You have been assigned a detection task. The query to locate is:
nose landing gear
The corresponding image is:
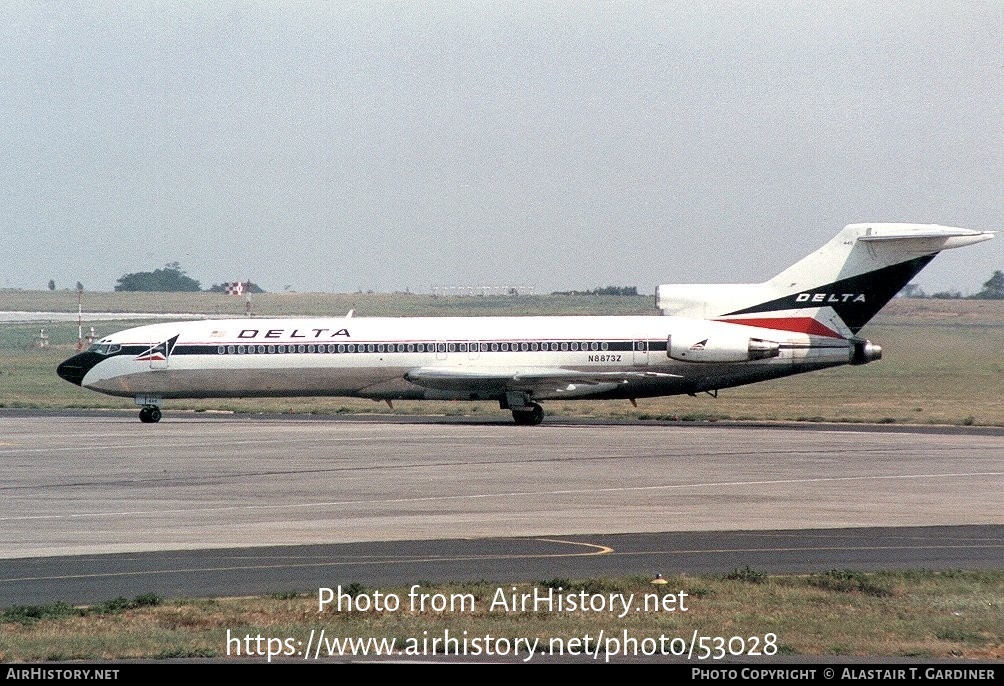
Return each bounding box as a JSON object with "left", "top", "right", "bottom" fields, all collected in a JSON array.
[{"left": 135, "top": 396, "right": 163, "bottom": 423}]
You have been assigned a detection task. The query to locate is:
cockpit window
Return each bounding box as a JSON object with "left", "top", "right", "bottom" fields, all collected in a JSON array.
[{"left": 88, "top": 343, "right": 121, "bottom": 355}]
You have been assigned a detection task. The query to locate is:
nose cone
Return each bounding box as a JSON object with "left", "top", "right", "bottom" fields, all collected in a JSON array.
[{"left": 56, "top": 351, "right": 103, "bottom": 386}]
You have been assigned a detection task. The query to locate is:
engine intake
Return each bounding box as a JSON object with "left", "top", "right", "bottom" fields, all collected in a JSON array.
[{"left": 668, "top": 335, "right": 780, "bottom": 363}]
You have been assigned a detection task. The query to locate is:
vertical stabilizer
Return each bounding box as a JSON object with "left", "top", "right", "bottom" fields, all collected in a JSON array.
[{"left": 657, "top": 223, "right": 994, "bottom": 336}]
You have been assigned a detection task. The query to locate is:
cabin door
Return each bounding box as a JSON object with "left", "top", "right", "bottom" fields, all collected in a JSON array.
[{"left": 632, "top": 339, "right": 649, "bottom": 366}]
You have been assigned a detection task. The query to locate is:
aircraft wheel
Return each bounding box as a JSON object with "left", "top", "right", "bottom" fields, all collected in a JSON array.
[
  {"left": 139, "top": 406, "right": 162, "bottom": 423},
  {"left": 512, "top": 403, "right": 544, "bottom": 426},
  {"left": 528, "top": 403, "right": 544, "bottom": 426}
]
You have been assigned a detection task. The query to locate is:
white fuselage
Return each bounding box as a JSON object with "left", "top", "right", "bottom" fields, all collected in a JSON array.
[{"left": 70, "top": 315, "right": 855, "bottom": 402}]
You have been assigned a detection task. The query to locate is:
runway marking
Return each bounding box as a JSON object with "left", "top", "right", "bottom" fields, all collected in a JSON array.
[
  {"left": 2, "top": 471, "right": 1000, "bottom": 522},
  {"left": 600, "top": 543, "right": 1004, "bottom": 557},
  {"left": 0, "top": 541, "right": 614, "bottom": 582},
  {"left": 3, "top": 543, "right": 998, "bottom": 584},
  {"left": 535, "top": 539, "right": 614, "bottom": 555}
]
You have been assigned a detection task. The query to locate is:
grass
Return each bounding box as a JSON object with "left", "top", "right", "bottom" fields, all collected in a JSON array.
[
  {"left": 1, "top": 594, "right": 162, "bottom": 625},
  {"left": 0, "top": 571, "right": 1000, "bottom": 661},
  {"left": 0, "top": 289, "right": 656, "bottom": 317}
]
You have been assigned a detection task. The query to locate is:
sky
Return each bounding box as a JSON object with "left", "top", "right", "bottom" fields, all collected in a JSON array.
[{"left": 3, "top": 2, "right": 1001, "bottom": 296}]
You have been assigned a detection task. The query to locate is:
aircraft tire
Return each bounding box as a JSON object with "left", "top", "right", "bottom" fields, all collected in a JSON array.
[
  {"left": 528, "top": 403, "right": 544, "bottom": 425},
  {"left": 512, "top": 403, "right": 544, "bottom": 426},
  {"left": 139, "top": 406, "right": 162, "bottom": 423}
]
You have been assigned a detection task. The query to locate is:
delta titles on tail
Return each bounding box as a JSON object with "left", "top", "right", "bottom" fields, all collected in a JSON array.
[{"left": 57, "top": 223, "right": 994, "bottom": 424}]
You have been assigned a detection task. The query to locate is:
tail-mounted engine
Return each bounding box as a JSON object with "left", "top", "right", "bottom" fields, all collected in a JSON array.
[
  {"left": 850, "top": 339, "right": 882, "bottom": 365},
  {"left": 668, "top": 334, "right": 780, "bottom": 363}
]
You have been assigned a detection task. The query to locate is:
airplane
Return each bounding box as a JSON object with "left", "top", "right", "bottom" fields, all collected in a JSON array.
[{"left": 57, "top": 223, "right": 993, "bottom": 424}]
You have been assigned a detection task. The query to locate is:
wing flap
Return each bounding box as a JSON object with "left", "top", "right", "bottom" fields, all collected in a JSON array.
[{"left": 405, "top": 366, "right": 680, "bottom": 395}]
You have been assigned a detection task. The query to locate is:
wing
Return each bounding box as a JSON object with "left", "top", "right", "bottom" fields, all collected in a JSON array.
[{"left": 404, "top": 366, "right": 681, "bottom": 398}]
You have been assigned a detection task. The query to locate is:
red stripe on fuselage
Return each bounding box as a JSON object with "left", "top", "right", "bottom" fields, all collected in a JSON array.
[{"left": 714, "top": 317, "right": 844, "bottom": 339}]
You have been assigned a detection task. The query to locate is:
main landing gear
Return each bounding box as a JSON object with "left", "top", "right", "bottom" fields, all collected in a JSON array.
[
  {"left": 138, "top": 405, "right": 162, "bottom": 423},
  {"left": 503, "top": 392, "right": 544, "bottom": 426},
  {"left": 512, "top": 403, "right": 544, "bottom": 426}
]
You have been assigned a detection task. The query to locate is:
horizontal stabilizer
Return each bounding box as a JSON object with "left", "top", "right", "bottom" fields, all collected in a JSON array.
[{"left": 856, "top": 227, "right": 993, "bottom": 242}]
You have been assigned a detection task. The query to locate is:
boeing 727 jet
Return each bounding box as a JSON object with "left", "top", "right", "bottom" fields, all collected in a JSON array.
[{"left": 57, "top": 223, "right": 993, "bottom": 424}]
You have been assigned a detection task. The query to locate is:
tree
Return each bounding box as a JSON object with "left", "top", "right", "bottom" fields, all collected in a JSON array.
[
  {"left": 930, "top": 290, "right": 962, "bottom": 300},
  {"left": 47, "top": 279, "right": 56, "bottom": 291},
  {"left": 972, "top": 270, "right": 1004, "bottom": 300},
  {"left": 551, "top": 286, "right": 639, "bottom": 296},
  {"left": 114, "top": 263, "right": 201, "bottom": 292}
]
